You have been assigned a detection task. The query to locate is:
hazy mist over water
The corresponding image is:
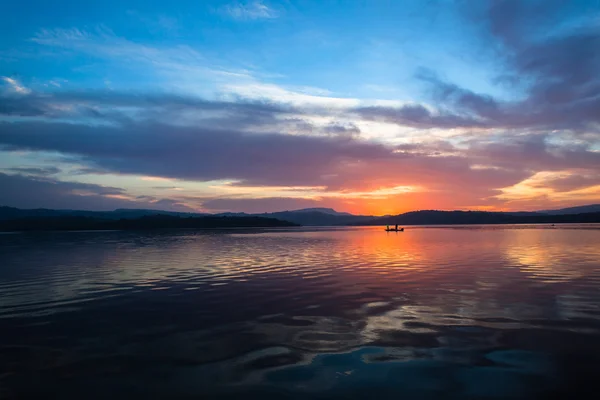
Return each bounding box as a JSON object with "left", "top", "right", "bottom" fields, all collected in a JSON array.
[{"left": 1, "top": 225, "right": 600, "bottom": 399}]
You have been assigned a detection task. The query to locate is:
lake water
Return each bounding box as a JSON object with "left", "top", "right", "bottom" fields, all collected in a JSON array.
[{"left": 1, "top": 225, "right": 600, "bottom": 399}]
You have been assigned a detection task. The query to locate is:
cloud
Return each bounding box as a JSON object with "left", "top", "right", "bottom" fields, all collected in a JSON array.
[
  {"left": 31, "top": 26, "right": 206, "bottom": 72},
  {"left": 425, "top": 0, "right": 600, "bottom": 133},
  {"left": 29, "top": 26, "right": 254, "bottom": 89},
  {"left": 485, "top": 0, "right": 582, "bottom": 48},
  {"left": 0, "top": 118, "right": 536, "bottom": 205},
  {"left": 26, "top": 26, "right": 399, "bottom": 117},
  {"left": 219, "top": 82, "right": 364, "bottom": 108},
  {"left": 322, "top": 122, "right": 361, "bottom": 138},
  {"left": 467, "top": 133, "right": 600, "bottom": 172},
  {"left": 353, "top": 103, "right": 486, "bottom": 129},
  {"left": 151, "top": 186, "right": 183, "bottom": 190},
  {"left": 0, "top": 81, "right": 597, "bottom": 214},
  {"left": 352, "top": 2, "right": 600, "bottom": 134},
  {"left": 0, "top": 86, "right": 399, "bottom": 138},
  {"left": 0, "top": 90, "right": 297, "bottom": 132},
  {"left": 0, "top": 172, "right": 193, "bottom": 211},
  {"left": 1, "top": 76, "right": 31, "bottom": 95},
  {"left": 31, "top": 26, "right": 197, "bottom": 61},
  {"left": 5, "top": 166, "right": 61, "bottom": 176},
  {"left": 0, "top": 120, "right": 386, "bottom": 187},
  {"left": 0, "top": 94, "right": 50, "bottom": 116},
  {"left": 221, "top": 1, "right": 279, "bottom": 20},
  {"left": 530, "top": 172, "right": 600, "bottom": 193},
  {"left": 3, "top": 87, "right": 595, "bottom": 204},
  {"left": 0, "top": 106, "right": 596, "bottom": 212}
]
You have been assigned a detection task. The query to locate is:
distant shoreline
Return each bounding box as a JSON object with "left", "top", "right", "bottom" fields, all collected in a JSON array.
[
  {"left": 1, "top": 205, "right": 600, "bottom": 230},
  {"left": 0, "top": 215, "right": 297, "bottom": 232},
  {"left": 352, "top": 211, "right": 600, "bottom": 226},
  {"left": 2, "top": 221, "right": 600, "bottom": 234}
]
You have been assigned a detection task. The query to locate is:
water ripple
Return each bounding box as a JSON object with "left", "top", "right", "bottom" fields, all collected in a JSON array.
[{"left": 1, "top": 226, "right": 600, "bottom": 398}]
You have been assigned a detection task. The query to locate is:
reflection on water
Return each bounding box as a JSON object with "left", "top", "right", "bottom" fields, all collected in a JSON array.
[{"left": 1, "top": 225, "right": 600, "bottom": 399}]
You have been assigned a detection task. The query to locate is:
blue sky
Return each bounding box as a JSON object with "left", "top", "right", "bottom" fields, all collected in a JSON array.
[
  {"left": 1, "top": 0, "right": 599, "bottom": 214},
  {"left": 1, "top": 0, "right": 506, "bottom": 99}
]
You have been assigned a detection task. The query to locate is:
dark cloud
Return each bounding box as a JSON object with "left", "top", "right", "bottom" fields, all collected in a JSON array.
[
  {"left": 0, "top": 91, "right": 297, "bottom": 133},
  {"left": 0, "top": 90, "right": 357, "bottom": 144},
  {"left": 414, "top": 68, "right": 600, "bottom": 132},
  {"left": 393, "top": 141, "right": 458, "bottom": 156},
  {"left": 136, "top": 195, "right": 157, "bottom": 201},
  {"left": 353, "top": 103, "right": 486, "bottom": 129},
  {"left": 152, "top": 198, "right": 190, "bottom": 209},
  {"left": 486, "top": 0, "right": 567, "bottom": 48},
  {"left": 416, "top": 70, "right": 502, "bottom": 120},
  {"left": 71, "top": 166, "right": 114, "bottom": 175},
  {"left": 5, "top": 166, "right": 61, "bottom": 176},
  {"left": 151, "top": 186, "right": 180, "bottom": 190},
  {"left": 466, "top": 133, "right": 600, "bottom": 172},
  {"left": 486, "top": 0, "right": 592, "bottom": 49},
  {"left": 0, "top": 95, "right": 50, "bottom": 116},
  {"left": 460, "top": 0, "right": 600, "bottom": 131},
  {"left": 531, "top": 173, "right": 600, "bottom": 192},
  {"left": 0, "top": 172, "right": 192, "bottom": 211},
  {"left": 0, "top": 120, "right": 388, "bottom": 188},
  {"left": 0, "top": 120, "right": 535, "bottom": 195},
  {"left": 355, "top": 1, "right": 600, "bottom": 133},
  {"left": 322, "top": 122, "right": 361, "bottom": 137},
  {"left": 507, "top": 26, "right": 600, "bottom": 131}
]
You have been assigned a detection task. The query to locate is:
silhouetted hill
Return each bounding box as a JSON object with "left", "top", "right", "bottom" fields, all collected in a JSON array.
[
  {"left": 0, "top": 215, "right": 296, "bottom": 232},
  {"left": 215, "top": 212, "right": 250, "bottom": 217},
  {"left": 539, "top": 204, "right": 600, "bottom": 215},
  {"left": 214, "top": 209, "right": 367, "bottom": 225},
  {"left": 3, "top": 204, "right": 600, "bottom": 227},
  {"left": 110, "top": 208, "right": 209, "bottom": 218},
  {"left": 0, "top": 206, "right": 72, "bottom": 220},
  {"left": 0, "top": 206, "right": 207, "bottom": 221},
  {"left": 0, "top": 206, "right": 365, "bottom": 226},
  {"left": 356, "top": 210, "right": 600, "bottom": 225},
  {"left": 264, "top": 210, "right": 372, "bottom": 226},
  {"left": 503, "top": 211, "right": 543, "bottom": 216},
  {"left": 287, "top": 207, "right": 353, "bottom": 216}
]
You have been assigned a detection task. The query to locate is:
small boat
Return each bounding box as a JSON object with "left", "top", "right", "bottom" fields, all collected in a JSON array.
[{"left": 385, "top": 228, "right": 404, "bottom": 232}]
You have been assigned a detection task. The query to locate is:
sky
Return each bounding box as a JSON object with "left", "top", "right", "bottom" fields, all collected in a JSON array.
[{"left": 0, "top": 0, "right": 599, "bottom": 215}]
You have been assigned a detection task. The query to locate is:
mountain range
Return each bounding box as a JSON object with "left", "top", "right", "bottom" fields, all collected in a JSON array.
[
  {"left": 1, "top": 204, "right": 599, "bottom": 227},
  {"left": 538, "top": 204, "right": 600, "bottom": 215},
  {"left": 0, "top": 214, "right": 295, "bottom": 232}
]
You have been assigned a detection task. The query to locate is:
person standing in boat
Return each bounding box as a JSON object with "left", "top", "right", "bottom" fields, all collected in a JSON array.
[
  {"left": 386, "top": 224, "right": 390, "bottom": 230},
  {"left": 395, "top": 224, "right": 398, "bottom": 230}
]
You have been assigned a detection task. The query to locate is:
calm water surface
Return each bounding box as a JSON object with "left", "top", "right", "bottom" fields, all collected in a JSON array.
[{"left": 1, "top": 225, "right": 600, "bottom": 399}]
